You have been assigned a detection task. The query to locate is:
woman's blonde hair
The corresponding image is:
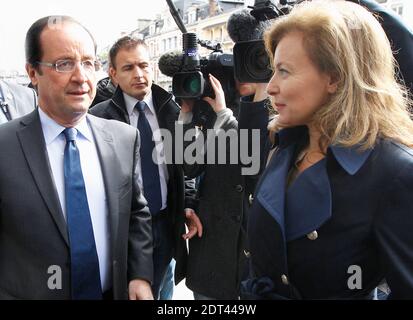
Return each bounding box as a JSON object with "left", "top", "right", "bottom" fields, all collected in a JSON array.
[{"left": 265, "top": 1, "right": 413, "bottom": 149}]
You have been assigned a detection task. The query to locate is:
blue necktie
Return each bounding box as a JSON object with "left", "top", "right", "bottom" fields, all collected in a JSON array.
[
  {"left": 136, "top": 101, "right": 162, "bottom": 215},
  {"left": 63, "top": 128, "right": 102, "bottom": 300}
]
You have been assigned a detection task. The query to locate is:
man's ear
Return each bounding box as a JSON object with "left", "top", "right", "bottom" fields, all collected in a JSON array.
[
  {"left": 26, "top": 63, "right": 39, "bottom": 87},
  {"left": 109, "top": 66, "right": 117, "bottom": 82}
]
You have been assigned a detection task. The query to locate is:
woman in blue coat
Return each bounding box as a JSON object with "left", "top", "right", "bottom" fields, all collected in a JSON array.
[{"left": 242, "top": 1, "right": 413, "bottom": 299}]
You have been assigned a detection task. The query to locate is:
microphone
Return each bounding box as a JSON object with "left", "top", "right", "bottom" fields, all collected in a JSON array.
[
  {"left": 158, "top": 50, "right": 184, "bottom": 77},
  {"left": 227, "top": 8, "right": 271, "bottom": 43},
  {"left": 228, "top": 9, "right": 272, "bottom": 83}
]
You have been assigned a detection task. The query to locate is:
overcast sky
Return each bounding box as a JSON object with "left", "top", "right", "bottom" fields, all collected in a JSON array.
[
  {"left": 0, "top": 0, "right": 411, "bottom": 73},
  {"left": 0, "top": 0, "right": 170, "bottom": 73}
]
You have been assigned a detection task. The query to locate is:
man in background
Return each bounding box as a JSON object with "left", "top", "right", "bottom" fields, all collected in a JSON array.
[
  {"left": 90, "top": 36, "right": 202, "bottom": 299},
  {"left": 0, "top": 79, "right": 37, "bottom": 124}
]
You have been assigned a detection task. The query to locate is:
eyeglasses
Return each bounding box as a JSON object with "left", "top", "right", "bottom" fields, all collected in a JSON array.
[{"left": 36, "top": 59, "right": 101, "bottom": 73}]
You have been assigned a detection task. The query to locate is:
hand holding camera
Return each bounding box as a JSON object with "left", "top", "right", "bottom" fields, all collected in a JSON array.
[{"left": 203, "top": 74, "right": 226, "bottom": 114}]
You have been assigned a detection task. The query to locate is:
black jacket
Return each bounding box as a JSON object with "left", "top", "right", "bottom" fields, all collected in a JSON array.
[
  {"left": 90, "top": 84, "right": 197, "bottom": 284},
  {"left": 90, "top": 77, "right": 117, "bottom": 108},
  {"left": 183, "top": 97, "right": 269, "bottom": 299}
]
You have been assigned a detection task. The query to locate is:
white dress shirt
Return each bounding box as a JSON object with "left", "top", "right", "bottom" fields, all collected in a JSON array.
[
  {"left": 123, "top": 91, "right": 169, "bottom": 211},
  {"left": 38, "top": 107, "right": 111, "bottom": 292}
]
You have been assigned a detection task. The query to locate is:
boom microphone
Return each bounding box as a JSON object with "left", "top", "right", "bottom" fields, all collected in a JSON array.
[
  {"left": 227, "top": 9, "right": 271, "bottom": 43},
  {"left": 228, "top": 9, "right": 273, "bottom": 83},
  {"left": 158, "top": 50, "right": 184, "bottom": 77}
]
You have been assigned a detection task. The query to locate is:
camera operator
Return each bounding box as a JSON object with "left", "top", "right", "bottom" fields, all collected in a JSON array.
[
  {"left": 173, "top": 2, "right": 280, "bottom": 298},
  {"left": 179, "top": 73, "right": 269, "bottom": 300},
  {"left": 160, "top": 0, "right": 282, "bottom": 299}
]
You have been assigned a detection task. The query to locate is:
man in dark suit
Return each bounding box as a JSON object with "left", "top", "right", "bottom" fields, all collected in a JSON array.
[
  {"left": 0, "top": 79, "right": 37, "bottom": 124},
  {"left": 90, "top": 36, "right": 202, "bottom": 299},
  {"left": 0, "top": 16, "right": 153, "bottom": 299}
]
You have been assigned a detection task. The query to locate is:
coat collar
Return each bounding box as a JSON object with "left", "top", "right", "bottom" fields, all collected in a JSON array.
[
  {"left": 111, "top": 83, "right": 174, "bottom": 118},
  {"left": 256, "top": 126, "right": 373, "bottom": 241},
  {"left": 276, "top": 126, "right": 373, "bottom": 176}
]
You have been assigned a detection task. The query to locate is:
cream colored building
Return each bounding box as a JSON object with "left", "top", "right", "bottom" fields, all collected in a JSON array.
[{"left": 133, "top": 1, "right": 245, "bottom": 90}]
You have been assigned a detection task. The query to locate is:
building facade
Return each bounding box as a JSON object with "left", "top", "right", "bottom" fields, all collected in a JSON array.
[
  {"left": 131, "top": 0, "right": 245, "bottom": 90},
  {"left": 93, "top": 0, "right": 411, "bottom": 91}
]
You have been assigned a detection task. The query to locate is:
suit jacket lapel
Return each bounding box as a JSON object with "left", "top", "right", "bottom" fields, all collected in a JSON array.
[
  {"left": 17, "top": 110, "right": 69, "bottom": 246},
  {"left": 87, "top": 115, "right": 120, "bottom": 253}
]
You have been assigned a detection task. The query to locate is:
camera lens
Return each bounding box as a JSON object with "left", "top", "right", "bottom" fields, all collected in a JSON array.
[
  {"left": 244, "top": 44, "right": 272, "bottom": 81},
  {"left": 183, "top": 74, "right": 201, "bottom": 95},
  {"left": 233, "top": 40, "right": 272, "bottom": 83}
]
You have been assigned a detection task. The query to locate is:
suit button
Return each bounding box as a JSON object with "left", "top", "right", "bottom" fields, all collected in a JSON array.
[
  {"left": 248, "top": 194, "right": 254, "bottom": 205},
  {"left": 244, "top": 250, "right": 251, "bottom": 258},
  {"left": 235, "top": 184, "right": 243, "bottom": 193},
  {"left": 281, "top": 274, "right": 289, "bottom": 285},
  {"left": 307, "top": 230, "right": 318, "bottom": 240}
]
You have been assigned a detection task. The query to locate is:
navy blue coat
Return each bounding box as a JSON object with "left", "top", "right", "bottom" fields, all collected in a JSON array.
[{"left": 243, "top": 126, "right": 413, "bottom": 299}]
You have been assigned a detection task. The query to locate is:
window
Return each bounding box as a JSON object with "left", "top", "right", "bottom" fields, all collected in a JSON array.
[
  {"left": 391, "top": 4, "right": 403, "bottom": 16},
  {"left": 188, "top": 10, "right": 196, "bottom": 24}
]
